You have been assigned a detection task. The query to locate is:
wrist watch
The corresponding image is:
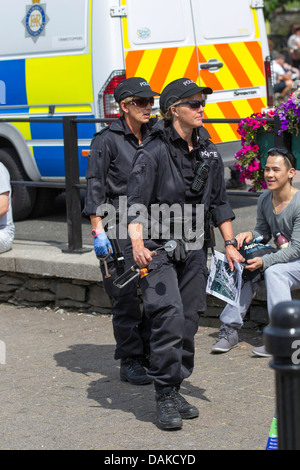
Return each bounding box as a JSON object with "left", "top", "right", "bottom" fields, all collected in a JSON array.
[
  {"left": 224, "top": 238, "right": 237, "bottom": 248},
  {"left": 91, "top": 228, "right": 103, "bottom": 237}
]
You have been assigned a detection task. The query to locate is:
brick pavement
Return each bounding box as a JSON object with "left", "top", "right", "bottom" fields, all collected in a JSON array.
[
  {"left": 2, "top": 171, "right": 298, "bottom": 451},
  {"left": 0, "top": 303, "right": 275, "bottom": 451}
]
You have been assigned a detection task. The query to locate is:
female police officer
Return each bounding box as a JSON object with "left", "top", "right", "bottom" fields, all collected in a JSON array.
[
  {"left": 126, "top": 78, "right": 243, "bottom": 429},
  {"left": 83, "top": 77, "right": 159, "bottom": 385}
]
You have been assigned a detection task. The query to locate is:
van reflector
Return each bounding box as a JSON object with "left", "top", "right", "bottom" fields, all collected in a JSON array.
[
  {"left": 99, "top": 70, "right": 126, "bottom": 119},
  {"left": 81, "top": 150, "right": 90, "bottom": 157}
]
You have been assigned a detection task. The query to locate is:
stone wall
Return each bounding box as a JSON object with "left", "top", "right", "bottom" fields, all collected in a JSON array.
[
  {"left": 200, "top": 290, "right": 269, "bottom": 329},
  {"left": 270, "top": 9, "right": 300, "bottom": 39},
  {"left": 202, "top": 286, "right": 300, "bottom": 329},
  {"left": 1, "top": 266, "right": 299, "bottom": 330},
  {"left": 269, "top": 8, "right": 300, "bottom": 58},
  {"left": 0, "top": 269, "right": 277, "bottom": 330},
  {"left": 0, "top": 271, "right": 113, "bottom": 314}
]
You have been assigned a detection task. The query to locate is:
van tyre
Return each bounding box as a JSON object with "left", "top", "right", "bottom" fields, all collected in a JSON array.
[
  {"left": 0, "top": 148, "right": 36, "bottom": 221},
  {"left": 30, "top": 187, "right": 59, "bottom": 218}
]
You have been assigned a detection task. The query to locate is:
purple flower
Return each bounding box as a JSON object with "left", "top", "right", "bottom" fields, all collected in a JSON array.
[
  {"left": 281, "top": 120, "right": 290, "bottom": 131},
  {"left": 234, "top": 96, "right": 300, "bottom": 191},
  {"left": 261, "top": 180, "right": 267, "bottom": 189}
]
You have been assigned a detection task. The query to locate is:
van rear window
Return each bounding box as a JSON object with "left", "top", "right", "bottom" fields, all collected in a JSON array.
[
  {"left": 127, "top": 0, "right": 186, "bottom": 45},
  {"left": 196, "top": 0, "right": 254, "bottom": 40}
]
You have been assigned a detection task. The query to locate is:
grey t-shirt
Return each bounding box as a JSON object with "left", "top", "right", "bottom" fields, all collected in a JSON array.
[
  {"left": 252, "top": 189, "right": 300, "bottom": 270},
  {"left": 0, "top": 162, "right": 14, "bottom": 232}
]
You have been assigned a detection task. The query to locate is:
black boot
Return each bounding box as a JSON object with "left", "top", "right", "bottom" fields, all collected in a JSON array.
[
  {"left": 171, "top": 388, "right": 199, "bottom": 419},
  {"left": 155, "top": 392, "right": 183, "bottom": 430},
  {"left": 120, "top": 357, "right": 152, "bottom": 385}
]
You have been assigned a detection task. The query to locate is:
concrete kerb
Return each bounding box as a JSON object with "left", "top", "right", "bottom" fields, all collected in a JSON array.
[
  {"left": 3, "top": 238, "right": 300, "bottom": 328},
  {"left": 0, "top": 241, "right": 114, "bottom": 312},
  {"left": 0, "top": 240, "right": 101, "bottom": 282},
  {"left": 0, "top": 239, "right": 272, "bottom": 329}
]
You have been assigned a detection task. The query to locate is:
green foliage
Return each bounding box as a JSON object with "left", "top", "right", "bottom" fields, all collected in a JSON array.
[{"left": 263, "top": 0, "right": 300, "bottom": 21}]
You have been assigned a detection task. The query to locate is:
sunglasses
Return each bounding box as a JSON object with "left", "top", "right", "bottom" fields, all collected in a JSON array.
[
  {"left": 267, "top": 147, "right": 290, "bottom": 156},
  {"left": 128, "top": 97, "right": 154, "bottom": 107},
  {"left": 267, "top": 147, "right": 296, "bottom": 168},
  {"left": 175, "top": 100, "right": 205, "bottom": 109}
]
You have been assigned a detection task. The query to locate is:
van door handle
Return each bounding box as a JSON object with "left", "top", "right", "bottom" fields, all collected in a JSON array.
[{"left": 199, "top": 59, "right": 223, "bottom": 72}]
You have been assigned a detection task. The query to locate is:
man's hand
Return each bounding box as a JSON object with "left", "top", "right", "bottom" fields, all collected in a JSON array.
[
  {"left": 225, "top": 245, "right": 245, "bottom": 272},
  {"left": 0, "top": 192, "right": 9, "bottom": 218},
  {"left": 235, "top": 231, "right": 253, "bottom": 249},
  {"left": 243, "top": 257, "right": 263, "bottom": 272}
]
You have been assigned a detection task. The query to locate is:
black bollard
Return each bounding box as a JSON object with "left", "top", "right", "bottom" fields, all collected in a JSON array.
[{"left": 264, "top": 300, "right": 300, "bottom": 450}]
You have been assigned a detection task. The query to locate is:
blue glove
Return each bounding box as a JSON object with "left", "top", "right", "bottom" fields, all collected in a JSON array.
[{"left": 94, "top": 232, "right": 113, "bottom": 258}]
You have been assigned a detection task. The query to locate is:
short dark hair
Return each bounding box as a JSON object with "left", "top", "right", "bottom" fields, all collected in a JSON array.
[{"left": 267, "top": 147, "right": 296, "bottom": 169}]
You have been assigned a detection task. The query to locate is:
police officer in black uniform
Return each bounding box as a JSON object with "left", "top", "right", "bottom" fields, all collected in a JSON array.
[
  {"left": 83, "top": 77, "right": 160, "bottom": 385},
  {"left": 126, "top": 78, "right": 243, "bottom": 429}
]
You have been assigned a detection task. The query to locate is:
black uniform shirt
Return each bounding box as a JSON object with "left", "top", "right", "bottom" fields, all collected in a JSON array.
[
  {"left": 168, "top": 126, "right": 206, "bottom": 207},
  {"left": 83, "top": 117, "right": 156, "bottom": 216},
  {"left": 127, "top": 119, "right": 234, "bottom": 231}
]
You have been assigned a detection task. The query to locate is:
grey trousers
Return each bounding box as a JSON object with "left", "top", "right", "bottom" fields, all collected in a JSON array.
[
  {"left": 220, "top": 258, "right": 300, "bottom": 329},
  {"left": 0, "top": 227, "right": 14, "bottom": 253}
]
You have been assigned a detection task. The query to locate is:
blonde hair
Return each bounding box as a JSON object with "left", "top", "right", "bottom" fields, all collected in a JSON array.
[
  {"left": 159, "top": 98, "right": 183, "bottom": 121},
  {"left": 118, "top": 96, "right": 134, "bottom": 116}
]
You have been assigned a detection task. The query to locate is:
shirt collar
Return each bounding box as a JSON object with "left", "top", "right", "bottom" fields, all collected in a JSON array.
[
  {"left": 169, "top": 125, "right": 200, "bottom": 148},
  {"left": 120, "top": 116, "right": 150, "bottom": 139}
]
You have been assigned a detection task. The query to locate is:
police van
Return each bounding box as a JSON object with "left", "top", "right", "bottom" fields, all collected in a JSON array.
[{"left": 0, "top": 0, "right": 270, "bottom": 219}]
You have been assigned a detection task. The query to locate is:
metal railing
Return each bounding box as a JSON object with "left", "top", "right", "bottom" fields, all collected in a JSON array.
[
  {"left": 0, "top": 115, "right": 113, "bottom": 253},
  {"left": 0, "top": 114, "right": 286, "bottom": 253}
]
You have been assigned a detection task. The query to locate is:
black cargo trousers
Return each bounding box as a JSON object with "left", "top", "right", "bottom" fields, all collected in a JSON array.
[
  {"left": 139, "top": 241, "right": 208, "bottom": 394},
  {"left": 100, "top": 229, "right": 151, "bottom": 361}
]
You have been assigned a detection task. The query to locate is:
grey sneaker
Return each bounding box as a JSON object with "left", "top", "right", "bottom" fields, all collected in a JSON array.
[
  {"left": 252, "top": 345, "right": 271, "bottom": 358},
  {"left": 211, "top": 324, "right": 238, "bottom": 353}
]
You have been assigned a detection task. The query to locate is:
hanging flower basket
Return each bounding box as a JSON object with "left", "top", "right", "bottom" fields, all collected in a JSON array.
[
  {"left": 234, "top": 89, "right": 300, "bottom": 191},
  {"left": 234, "top": 111, "right": 274, "bottom": 192},
  {"left": 291, "top": 133, "right": 300, "bottom": 166}
]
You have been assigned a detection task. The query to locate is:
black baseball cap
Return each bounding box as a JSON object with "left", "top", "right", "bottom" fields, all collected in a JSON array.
[
  {"left": 160, "top": 78, "right": 213, "bottom": 113},
  {"left": 114, "top": 77, "right": 160, "bottom": 102}
]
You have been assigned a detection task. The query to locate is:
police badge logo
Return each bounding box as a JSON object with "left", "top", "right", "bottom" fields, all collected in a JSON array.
[{"left": 22, "top": 0, "right": 49, "bottom": 43}]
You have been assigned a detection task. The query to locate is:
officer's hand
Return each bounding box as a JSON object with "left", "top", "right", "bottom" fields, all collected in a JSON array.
[
  {"left": 133, "top": 246, "right": 154, "bottom": 268},
  {"left": 168, "top": 239, "right": 187, "bottom": 262},
  {"left": 94, "top": 232, "right": 113, "bottom": 258},
  {"left": 225, "top": 245, "right": 244, "bottom": 272}
]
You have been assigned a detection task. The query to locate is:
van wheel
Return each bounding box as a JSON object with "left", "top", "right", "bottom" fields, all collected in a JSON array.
[
  {"left": 30, "top": 187, "right": 60, "bottom": 218},
  {"left": 0, "top": 148, "right": 36, "bottom": 221}
]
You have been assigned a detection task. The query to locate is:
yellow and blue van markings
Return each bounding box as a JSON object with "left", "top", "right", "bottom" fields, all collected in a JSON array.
[{"left": 0, "top": 55, "right": 95, "bottom": 177}]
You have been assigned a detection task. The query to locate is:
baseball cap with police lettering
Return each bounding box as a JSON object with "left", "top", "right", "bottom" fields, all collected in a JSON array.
[
  {"left": 114, "top": 77, "right": 160, "bottom": 102},
  {"left": 159, "top": 78, "right": 213, "bottom": 113}
]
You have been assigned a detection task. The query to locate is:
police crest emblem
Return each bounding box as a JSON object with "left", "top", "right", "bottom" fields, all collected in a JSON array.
[{"left": 22, "top": 0, "right": 49, "bottom": 43}]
